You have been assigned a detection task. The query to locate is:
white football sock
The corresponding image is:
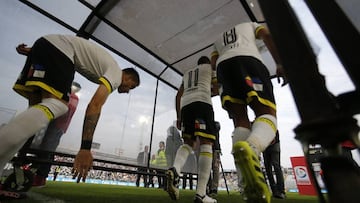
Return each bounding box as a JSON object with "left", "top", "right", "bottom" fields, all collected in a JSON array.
[
  {"left": 196, "top": 144, "right": 213, "bottom": 197},
  {"left": 247, "top": 114, "right": 277, "bottom": 155},
  {"left": 231, "top": 127, "right": 250, "bottom": 186},
  {"left": 232, "top": 126, "right": 251, "bottom": 145},
  {"left": 173, "top": 144, "right": 192, "bottom": 173}
]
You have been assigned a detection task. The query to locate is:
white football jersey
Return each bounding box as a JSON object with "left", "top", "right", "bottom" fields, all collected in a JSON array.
[
  {"left": 180, "top": 64, "right": 213, "bottom": 108},
  {"left": 44, "top": 34, "right": 122, "bottom": 93},
  {"left": 213, "top": 22, "right": 265, "bottom": 66}
]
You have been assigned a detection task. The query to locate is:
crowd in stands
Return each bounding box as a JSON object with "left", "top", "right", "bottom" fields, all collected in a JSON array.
[{"left": 47, "top": 155, "right": 241, "bottom": 190}]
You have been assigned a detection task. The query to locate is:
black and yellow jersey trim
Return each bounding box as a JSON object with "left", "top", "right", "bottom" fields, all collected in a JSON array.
[
  {"left": 211, "top": 51, "right": 219, "bottom": 58},
  {"left": 13, "top": 82, "right": 63, "bottom": 100},
  {"left": 255, "top": 25, "right": 265, "bottom": 38},
  {"left": 99, "top": 77, "right": 112, "bottom": 93},
  {"left": 221, "top": 92, "right": 276, "bottom": 111}
]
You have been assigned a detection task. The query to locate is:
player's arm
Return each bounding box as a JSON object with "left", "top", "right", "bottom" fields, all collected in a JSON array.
[
  {"left": 211, "top": 69, "right": 219, "bottom": 97},
  {"left": 256, "top": 26, "right": 288, "bottom": 86},
  {"left": 256, "top": 26, "right": 281, "bottom": 65},
  {"left": 73, "top": 84, "right": 109, "bottom": 183},
  {"left": 210, "top": 51, "right": 220, "bottom": 96},
  {"left": 211, "top": 81, "right": 219, "bottom": 97},
  {"left": 175, "top": 84, "right": 184, "bottom": 129},
  {"left": 82, "top": 84, "right": 109, "bottom": 145},
  {"left": 16, "top": 43, "right": 31, "bottom": 56},
  {"left": 210, "top": 51, "right": 219, "bottom": 72}
]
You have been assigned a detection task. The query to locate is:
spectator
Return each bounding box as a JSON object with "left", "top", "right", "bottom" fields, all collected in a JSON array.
[
  {"left": 153, "top": 141, "right": 167, "bottom": 189},
  {"left": 263, "top": 131, "right": 285, "bottom": 199},
  {"left": 52, "top": 166, "right": 61, "bottom": 181},
  {"left": 181, "top": 151, "right": 198, "bottom": 190},
  {"left": 207, "top": 121, "right": 221, "bottom": 196},
  {"left": 136, "top": 145, "right": 149, "bottom": 187},
  {"left": 148, "top": 154, "right": 156, "bottom": 188},
  {"left": 165, "top": 124, "right": 182, "bottom": 167}
]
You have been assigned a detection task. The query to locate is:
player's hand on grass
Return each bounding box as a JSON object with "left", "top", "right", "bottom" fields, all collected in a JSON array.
[{"left": 73, "top": 149, "right": 93, "bottom": 183}]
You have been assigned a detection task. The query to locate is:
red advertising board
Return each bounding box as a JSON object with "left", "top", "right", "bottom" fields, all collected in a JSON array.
[{"left": 290, "top": 156, "right": 317, "bottom": 196}]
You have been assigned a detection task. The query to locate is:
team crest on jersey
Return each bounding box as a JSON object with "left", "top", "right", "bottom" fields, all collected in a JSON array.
[
  {"left": 194, "top": 119, "right": 206, "bottom": 130},
  {"left": 245, "top": 76, "right": 263, "bottom": 91}
]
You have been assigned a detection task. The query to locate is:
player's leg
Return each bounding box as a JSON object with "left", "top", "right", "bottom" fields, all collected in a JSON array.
[
  {"left": 263, "top": 147, "right": 277, "bottom": 195},
  {"left": 0, "top": 98, "right": 68, "bottom": 176},
  {"left": 3, "top": 36, "right": 73, "bottom": 171},
  {"left": 166, "top": 137, "right": 193, "bottom": 200},
  {"left": 194, "top": 137, "right": 217, "bottom": 203},
  {"left": 237, "top": 57, "right": 277, "bottom": 202},
  {"left": 246, "top": 55, "right": 278, "bottom": 155},
  {"left": 248, "top": 101, "right": 277, "bottom": 154},
  {"left": 225, "top": 102, "right": 251, "bottom": 192},
  {"left": 227, "top": 102, "right": 271, "bottom": 203},
  {"left": 193, "top": 104, "right": 217, "bottom": 203},
  {"left": 208, "top": 151, "right": 220, "bottom": 196},
  {"left": 217, "top": 56, "right": 270, "bottom": 202},
  {"left": 271, "top": 143, "right": 285, "bottom": 198},
  {"left": 135, "top": 172, "right": 141, "bottom": 187},
  {"left": 166, "top": 103, "right": 197, "bottom": 200}
]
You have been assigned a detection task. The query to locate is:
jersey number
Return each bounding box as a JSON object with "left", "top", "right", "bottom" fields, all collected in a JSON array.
[
  {"left": 223, "top": 27, "right": 237, "bottom": 45},
  {"left": 186, "top": 68, "right": 199, "bottom": 88}
]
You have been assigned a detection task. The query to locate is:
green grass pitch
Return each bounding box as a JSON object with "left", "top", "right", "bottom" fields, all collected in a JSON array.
[{"left": 3, "top": 181, "right": 320, "bottom": 203}]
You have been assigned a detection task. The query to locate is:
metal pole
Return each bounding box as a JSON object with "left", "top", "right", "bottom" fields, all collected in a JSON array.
[{"left": 219, "top": 157, "right": 229, "bottom": 195}]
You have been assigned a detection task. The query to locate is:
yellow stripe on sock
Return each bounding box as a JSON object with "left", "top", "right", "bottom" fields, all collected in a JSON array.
[
  {"left": 195, "top": 131, "right": 216, "bottom": 140},
  {"left": 255, "top": 117, "right": 276, "bottom": 133},
  {"left": 33, "top": 104, "right": 54, "bottom": 121},
  {"left": 181, "top": 144, "right": 192, "bottom": 154},
  {"left": 200, "top": 152, "right": 213, "bottom": 158}
]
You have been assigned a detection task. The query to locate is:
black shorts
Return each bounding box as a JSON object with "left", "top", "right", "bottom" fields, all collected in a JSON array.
[
  {"left": 181, "top": 102, "right": 216, "bottom": 141},
  {"left": 13, "top": 37, "right": 74, "bottom": 101},
  {"left": 217, "top": 56, "right": 276, "bottom": 110}
]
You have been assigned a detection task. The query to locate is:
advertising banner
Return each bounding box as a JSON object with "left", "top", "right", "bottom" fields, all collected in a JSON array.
[{"left": 290, "top": 156, "right": 317, "bottom": 195}]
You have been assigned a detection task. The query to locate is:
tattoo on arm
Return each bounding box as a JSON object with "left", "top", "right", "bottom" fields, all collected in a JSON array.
[{"left": 82, "top": 113, "right": 100, "bottom": 141}]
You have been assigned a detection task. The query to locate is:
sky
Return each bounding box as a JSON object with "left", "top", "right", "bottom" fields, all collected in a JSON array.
[{"left": 0, "top": 0, "right": 359, "bottom": 170}]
